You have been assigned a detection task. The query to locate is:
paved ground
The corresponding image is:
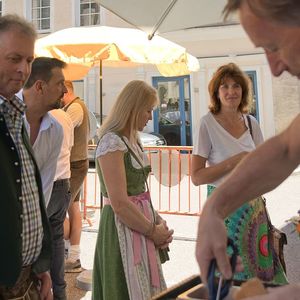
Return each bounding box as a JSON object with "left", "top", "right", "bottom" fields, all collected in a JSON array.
[{"left": 66, "top": 170, "right": 300, "bottom": 299}]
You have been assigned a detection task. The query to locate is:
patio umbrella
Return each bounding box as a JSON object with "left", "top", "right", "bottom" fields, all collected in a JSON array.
[
  {"left": 35, "top": 25, "right": 199, "bottom": 123},
  {"left": 99, "top": 0, "right": 236, "bottom": 40}
]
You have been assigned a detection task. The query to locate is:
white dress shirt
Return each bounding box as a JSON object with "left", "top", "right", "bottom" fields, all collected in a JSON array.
[
  {"left": 16, "top": 91, "right": 63, "bottom": 207},
  {"left": 50, "top": 109, "right": 74, "bottom": 181},
  {"left": 25, "top": 113, "right": 63, "bottom": 206}
]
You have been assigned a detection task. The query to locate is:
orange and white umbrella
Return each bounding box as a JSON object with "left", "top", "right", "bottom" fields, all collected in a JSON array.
[
  {"left": 35, "top": 25, "right": 199, "bottom": 123},
  {"left": 35, "top": 25, "right": 199, "bottom": 79}
]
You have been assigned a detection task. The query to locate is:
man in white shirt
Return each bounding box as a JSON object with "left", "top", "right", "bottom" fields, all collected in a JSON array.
[
  {"left": 21, "top": 57, "right": 68, "bottom": 299},
  {"left": 48, "top": 109, "right": 74, "bottom": 300},
  {"left": 20, "top": 57, "right": 67, "bottom": 207}
]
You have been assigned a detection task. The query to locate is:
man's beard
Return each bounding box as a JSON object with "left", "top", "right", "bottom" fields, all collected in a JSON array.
[{"left": 52, "top": 99, "right": 62, "bottom": 110}]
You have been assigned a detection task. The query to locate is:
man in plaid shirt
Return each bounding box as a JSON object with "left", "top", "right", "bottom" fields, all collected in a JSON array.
[{"left": 0, "top": 14, "right": 52, "bottom": 300}]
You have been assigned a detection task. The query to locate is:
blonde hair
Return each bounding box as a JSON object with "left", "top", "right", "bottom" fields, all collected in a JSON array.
[
  {"left": 98, "top": 80, "right": 158, "bottom": 143},
  {"left": 208, "top": 63, "right": 252, "bottom": 114}
]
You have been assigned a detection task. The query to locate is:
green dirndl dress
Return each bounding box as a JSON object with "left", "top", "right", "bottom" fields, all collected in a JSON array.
[
  {"left": 207, "top": 185, "right": 288, "bottom": 285},
  {"left": 92, "top": 140, "right": 166, "bottom": 300}
]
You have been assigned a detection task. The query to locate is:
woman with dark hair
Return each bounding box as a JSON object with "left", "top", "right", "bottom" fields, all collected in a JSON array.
[{"left": 191, "top": 63, "right": 287, "bottom": 284}]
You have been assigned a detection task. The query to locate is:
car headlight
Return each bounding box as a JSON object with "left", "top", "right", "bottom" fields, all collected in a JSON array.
[{"left": 156, "top": 139, "right": 166, "bottom": 146}]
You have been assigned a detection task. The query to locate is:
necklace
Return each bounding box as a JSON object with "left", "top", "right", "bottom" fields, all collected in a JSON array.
[{"left": 215, "top": 113, "right": 243, "bottom": 124}]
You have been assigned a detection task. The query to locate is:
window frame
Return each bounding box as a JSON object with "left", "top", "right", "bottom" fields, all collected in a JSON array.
[
  {"left": 26, "top": 0, "right": 52, "bottom": 33},
  {"left": 75, "top": 0, "right": 101, "bottom": 27}
]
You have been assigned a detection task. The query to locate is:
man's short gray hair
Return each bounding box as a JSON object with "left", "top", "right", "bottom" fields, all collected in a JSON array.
[{"left": 0, "top": 14, "right": 37, "bottom": 39}]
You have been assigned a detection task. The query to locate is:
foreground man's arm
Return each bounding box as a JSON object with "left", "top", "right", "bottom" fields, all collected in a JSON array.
[{"left": 196, "top": 114, "right": 300, "bottom": 282}]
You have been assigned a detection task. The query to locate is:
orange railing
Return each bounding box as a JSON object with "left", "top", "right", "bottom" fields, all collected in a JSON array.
[{"left": 81, "top": 145, "right": 202, "bottom": 224}]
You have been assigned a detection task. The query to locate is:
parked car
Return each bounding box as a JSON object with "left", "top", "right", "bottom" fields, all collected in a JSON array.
[
  {"left": 159, "top": 111, "right": 191, "bottom": 146},
  {"left": 88, "top": 131, "right": 166, "bottom": 164},
  {"left": 139, "top": 132, "right": 167, "bottom": 147}
]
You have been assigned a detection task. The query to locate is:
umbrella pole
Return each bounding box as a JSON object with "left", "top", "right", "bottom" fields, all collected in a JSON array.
[
  {"left": 99, "top": 60, "right": 103, "bottom": 210},
  {"left": 148, "top": 0, "right": 177, "bottom": 40},
  {"left": 100, "top": 59, "right": 103, "bottom": 125}
]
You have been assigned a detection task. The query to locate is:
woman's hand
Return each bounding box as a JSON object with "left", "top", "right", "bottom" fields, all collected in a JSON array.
[
  {"left": 234, "top": 151, "right": 249, "bottom": 163},
  {"left": 159, "top": 234, "right": 173, "bottom": 249},
  {"left": 150, "top": 223, "right": 174, "bottom": 247},
  {"left": 154, "top": 214, "right": 174, "bottom": 248},
  {"left": 156, "top": 218, "right": 173, "bottom": 248}
]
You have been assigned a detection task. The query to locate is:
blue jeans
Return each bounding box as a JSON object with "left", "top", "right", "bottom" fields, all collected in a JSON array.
[{"left": 47, "top": 179, "right": 71, "bottom": 300}]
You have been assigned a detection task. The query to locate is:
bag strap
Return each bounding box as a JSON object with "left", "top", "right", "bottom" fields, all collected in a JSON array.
[
  {"left": 246, "top": 117, "right": 273, "bottom": 227},
  {"left": 261, "top": 196, "right": 274, "bottom": 230},
  {"left": 119, "top": 135, "right": 157, "bottom": 221},
  {"left": 245, "top": 121, "right": 274, "bottom": 230},
  {"left": 118, "top": 135, "right": 150, "bottom": 191},
  {"left": 246, "top": 115, "right": 253, "bottom": 139},
  {"left": 262, "top": 196, "right": 287, "bottom": 242}
]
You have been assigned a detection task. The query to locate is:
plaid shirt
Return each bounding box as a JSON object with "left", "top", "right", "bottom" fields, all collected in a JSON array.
[{"left": 0, "top": 95, "right": 43, "bottom": 266}]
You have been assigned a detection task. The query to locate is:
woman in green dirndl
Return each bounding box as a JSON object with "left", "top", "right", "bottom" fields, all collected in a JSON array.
[
  {"left": 191, "top": 63, "right": 287, "bottom": 285},
  {"left": 92, "top": 80, "right": 174, "bottom": 300}
]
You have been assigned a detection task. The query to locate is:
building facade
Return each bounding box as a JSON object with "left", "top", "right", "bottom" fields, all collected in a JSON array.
[{"left": 1, "top": 0, "right": 299, "bottom": 144}]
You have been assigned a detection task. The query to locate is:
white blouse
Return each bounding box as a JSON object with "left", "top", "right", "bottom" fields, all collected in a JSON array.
[
  {"left": 193, "top": 112, "right": 264, "bottom": 186},
  {"left": 96, "top": 132, "right": 149, "bottom": 168}
]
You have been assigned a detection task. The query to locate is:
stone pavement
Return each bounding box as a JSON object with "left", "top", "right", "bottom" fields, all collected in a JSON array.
[
  {"left": 66, "top": 171, "right": 300, "bottom": 299},
  {"left": 66, "top": 214, "right": 199, "bottom": 300},
  {"left": 65, "top": 272, "right": 89, "bottom": 300}
]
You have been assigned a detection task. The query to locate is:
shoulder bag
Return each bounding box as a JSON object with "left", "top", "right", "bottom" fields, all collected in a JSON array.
[{"left": 246, "top": 115, "right": 287, "bottom": 272}]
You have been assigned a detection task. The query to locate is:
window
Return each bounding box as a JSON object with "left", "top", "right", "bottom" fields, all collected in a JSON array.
[
  {"left": 31, "top": 0, "right": 51, "bottom": 31},
  {"left": 80, "top": 0, "right": 100, "bottom": 26},
  {"left": 153, "top": 76, "right": 192, "bottom": 146},
  {"left": 0, "top": 0, "right": 2, "bottom": 16}
]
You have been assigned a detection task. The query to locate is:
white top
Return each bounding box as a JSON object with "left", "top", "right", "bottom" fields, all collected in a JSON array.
[
  {"left": 66, "top": 102, "right": 83, "bottom": 128},
  {"left": 24, "top": 112, "right": 63, "bottom": 206},
  {"left": 17, "top": 91, "right": 64, "bottom": 206},
  {"left": 193, "top": 112, "right": 264, "bottom": 186},
  {"left": 50, "top": 109, "right": 74, "bottom": 181},
  {"left": 96, "top": 132, "right": 148, "bottom": 168}
]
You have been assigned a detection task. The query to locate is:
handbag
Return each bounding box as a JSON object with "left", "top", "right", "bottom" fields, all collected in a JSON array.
[
  {"left": 246, "top": 116, "right": 287, "bottom": 272},
  {"left": 262, "top": 197, "right": 287, "bottom": 273}
]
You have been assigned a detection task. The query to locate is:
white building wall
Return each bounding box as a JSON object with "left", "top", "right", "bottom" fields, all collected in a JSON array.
[
  {"left": 4, "top": 0, "right": 25, "bottom": 15},
  {"left": 52, "top": 1, "right": 73, "bottom": 31},
  {"left": 272, "top": 74, "right": 300, "bottom": 133}
]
